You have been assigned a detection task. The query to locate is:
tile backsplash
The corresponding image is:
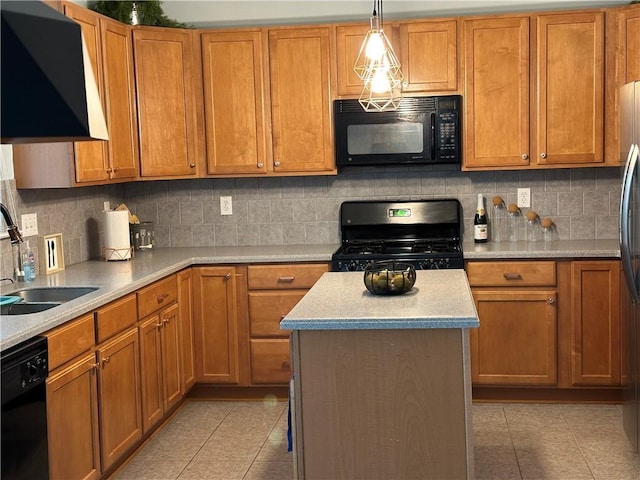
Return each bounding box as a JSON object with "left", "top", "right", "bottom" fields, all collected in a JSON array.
[{"left": 0, "top": 166, "right": 623, "bottom": 280}]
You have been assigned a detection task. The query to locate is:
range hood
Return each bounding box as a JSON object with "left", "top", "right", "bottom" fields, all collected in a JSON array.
[{"left": 1, "top": 1, "right": 108, "bottom": 144}]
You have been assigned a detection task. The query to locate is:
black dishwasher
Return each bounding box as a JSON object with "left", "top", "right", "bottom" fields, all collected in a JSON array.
[{"left": 1, "top": 336, "right": 49, "bottom": 479}]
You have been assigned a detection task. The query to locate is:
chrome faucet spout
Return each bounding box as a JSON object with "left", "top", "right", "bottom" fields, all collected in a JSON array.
[{"left": 0, "top": 203, "right": 24, "bottom": 244}]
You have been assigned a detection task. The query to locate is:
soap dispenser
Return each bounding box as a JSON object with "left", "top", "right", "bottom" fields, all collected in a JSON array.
[{"left": 22, "top": 240, "right": 36, "bottom": 282}]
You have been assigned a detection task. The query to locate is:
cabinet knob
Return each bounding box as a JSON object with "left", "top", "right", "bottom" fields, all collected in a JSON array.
[
  {"left": 274, "top": 161, "right": 281, "bottom": 167},
  {"left": 257, "top": 163, "right": 264, "bottom": 168},
  {"left": 547, "top": 297, "right": 555, "bottom": 304},
  {"left": 225, "top": 273, "right": 231, "bottom": 280},
  {"left": 189, "top": 163, "right": 196, "bottom": 168},
  {"left": 106, "top": 168, "right": 112, "bottom": 174},
  {"left": 540, "top": 152, "right": 547, "bottom": 159},
  {"left": 163, "top": 318, "right": 170, "bottom": 326},
  {"left": 102, "top": 356, "right": 110, "bottom": 367},
  {"left": 156, "top": 322, "right": 163, "bottom": 329},
  {"left": 91, "top": 362, "right": 99, "bottom": 371},
  {"left": 157, "top": 293, "right": 169, "bottom": 304},
  {"left": 521, "top": 154, "right": 528, "bottom": 160}
]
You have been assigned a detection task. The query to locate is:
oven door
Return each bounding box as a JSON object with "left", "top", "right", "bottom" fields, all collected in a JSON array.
[{"left": 334, "top": 100, "right": 433, "bottom": 167}]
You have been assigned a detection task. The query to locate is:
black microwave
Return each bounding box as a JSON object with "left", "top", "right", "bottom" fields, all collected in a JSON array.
[{"left": 334, "top": 95, "right": 461, "bottom": 168}]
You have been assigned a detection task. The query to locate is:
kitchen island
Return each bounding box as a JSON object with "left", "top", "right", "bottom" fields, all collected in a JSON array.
[{"left": 281, "top": 270, "right": 479, "bottom": 480}]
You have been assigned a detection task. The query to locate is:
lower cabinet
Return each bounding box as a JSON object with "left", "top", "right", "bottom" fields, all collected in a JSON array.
[
  {"left": 177, "top": 269, "right": 196, "bottom": 393},
  {"left": 192, "top": 266, "right": 243, "bottom": 384},
  {"left": 137, "top": 276, "right": 182, "bottom": 432},
  {"left": 467, "top": 259, "right": 622, "bottom": 390},
  {"left": 96, "top": 327, "right": 142, "bottom": 471}
]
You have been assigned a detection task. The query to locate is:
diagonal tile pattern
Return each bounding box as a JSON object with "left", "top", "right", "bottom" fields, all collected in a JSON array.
[{"left": 114, "top": 401, "right": 639, "bottom": 480}]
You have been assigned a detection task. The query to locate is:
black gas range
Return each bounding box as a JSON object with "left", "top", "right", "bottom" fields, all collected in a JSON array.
[{"left": 331, "top": 199, "right": 464, "bottom": 272}]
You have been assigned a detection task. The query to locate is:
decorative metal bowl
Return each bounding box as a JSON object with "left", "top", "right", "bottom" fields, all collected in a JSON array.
[{"left": 363, "top": 261, "right": 416, "bottom": 295}]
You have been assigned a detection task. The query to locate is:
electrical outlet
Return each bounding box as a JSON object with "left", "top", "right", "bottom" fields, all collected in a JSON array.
[
  {"left": 220, "top": 196, "right": 233, "bottom": 216},
  {"left": 517, "top": 188, "right": 531, "bottom": 208},
  {"left": 21, "top": 213, "right": 38, "bottom": 237}
]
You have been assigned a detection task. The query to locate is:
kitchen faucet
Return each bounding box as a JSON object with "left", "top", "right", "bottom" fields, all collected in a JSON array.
[{"left": 0, "top": 202, "right": 24, "bottom": 244}]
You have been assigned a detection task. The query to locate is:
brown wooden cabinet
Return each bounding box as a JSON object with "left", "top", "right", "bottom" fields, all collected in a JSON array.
[
  {"left": 137, "top": 276, "right": 182, "bottom": 432},
  {"left": 46, "top": 314, "right": 100, "bottom": 480},
  {"left": 618, "top": 4, "right": 640, "bottom": 84},
  {"left": 177, "top": 268, "right": 196, "bottom": 394},
  {"left": 570, "top": 260, "right": 621, "bottom": 386},
  {"left": 193, "top": 266, "right": 244, "bottom": 384},
  {"left": 247, "top": 263, "right": 328, "bottom": 385},
  {"left": 96, "top": 327, "right": 142, "bottom": 471},
  {"left": 463, "top": 11, "right": 609, "bottom": 170},
  {"left": 268, "top": 26, "right": 336, "bottom": 174},
  {"left": 13, "top": 5, "right": 139, "bottom": 188},
  {"left": 467, "top": 261, "right": 558, "bottom": 385},
  {"left": 335, "top": 23, "right": 370, "bottom": 96},
  {"left": 398, "top": 19, "right": 458, "bottom": 93},
  {"left": 201, "top": 29, "right": 270, "bottom": 175},
  {"left": 133, "top": 27, "right": 203, "bottom": 178}
]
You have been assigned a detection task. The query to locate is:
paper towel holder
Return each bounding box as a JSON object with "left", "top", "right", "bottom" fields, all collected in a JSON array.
[{"left": 102, "top": 246, "right": 133, "bottom": 261}]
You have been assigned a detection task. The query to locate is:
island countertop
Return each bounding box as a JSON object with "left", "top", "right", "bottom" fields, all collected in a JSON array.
[{"left": 281, "top": 270, "right": 479, "bottom": 330}]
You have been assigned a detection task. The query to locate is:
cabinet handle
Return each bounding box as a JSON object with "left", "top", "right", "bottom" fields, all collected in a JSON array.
[
  {"left": 163, "top": 318, "right": 170, "bottom": 326},
  {"left": 189, "top": 163, "right": 196, "bottom": 168},
  {"left": 521, "top": 154, "right": 528, "bottom": 160},
  {"left": 102, "top": 356, "right": 110, "bottom": 368},
  {"left": 274, "top": 161, "right": 281, "bottom": 167},
  {"left": 91, "top": 362, "right": 99, "bottom": 371},
  {"left": 540, "top": 152, "right": 547, "bottom": 159},
  {"left": 157, "top": 293, "right": 169, "bottom": 304},
  {"left": 547, "top": 297, "right": 555, "bottom": 304},
  {"left": 278, "top": 275, "right": 295, "bottom": 283},
  {"left": 257, "top": 163, "right": 264, "bottom": 168},
  {"left": 503, "top": 272, "right": 523, "bottom": 281}
]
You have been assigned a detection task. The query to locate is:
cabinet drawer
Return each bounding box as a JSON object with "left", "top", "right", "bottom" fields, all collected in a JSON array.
[
  {"left": 137, "top": 275, "right": 178, "bottom": 319},
  {"left": 466, "top": 261, "right": 556, "bottom": 287},
  {"left": 46, "top": 314, "right": 95, "bottom": 370},
  {"left": 248, "top": 291, "right": 305, "bottom": 336},
  {"left": 250, "top": 338, "right": 291, "bottom": 385},
  {"left": 247, "top": 263, "right": 328, "bottom": 290},
  {"left": 96, "top": 294, "right": 138, "bottom": 344}
]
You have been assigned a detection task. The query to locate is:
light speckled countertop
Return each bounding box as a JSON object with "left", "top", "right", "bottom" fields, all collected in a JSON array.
[
  {"left": 0, "top": 240, "right": 620, "bottom": 351},
  {"left": 281, "top": 270, "right": 479, "bottom": 330}
]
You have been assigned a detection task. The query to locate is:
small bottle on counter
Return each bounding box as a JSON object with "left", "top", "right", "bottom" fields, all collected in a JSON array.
[
  {"left": 22, "top": 240, "right": 36, "bottom": 282},
  {"left": 525, "top": 211, "right": 540, "bottom": 242},
  {"left": 474, "top": 194, "right": 488, "bottom": 243}
]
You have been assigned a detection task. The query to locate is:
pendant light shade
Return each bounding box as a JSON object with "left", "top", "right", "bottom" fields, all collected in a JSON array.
[{"left": 353, "top": 0, "right": 404, "bottom": 112}]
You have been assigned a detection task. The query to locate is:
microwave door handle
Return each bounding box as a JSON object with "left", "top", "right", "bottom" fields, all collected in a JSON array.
[
  {"left": 620, "top": 143, "right": 639, "bottom": 302},
  {"left": 430, "top": 112, "right": 436, "bottom": 161}
]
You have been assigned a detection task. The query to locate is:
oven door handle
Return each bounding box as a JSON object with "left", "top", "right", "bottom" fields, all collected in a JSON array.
[{"left": 430, "top": 112, "right": 436, "bottom": 161}]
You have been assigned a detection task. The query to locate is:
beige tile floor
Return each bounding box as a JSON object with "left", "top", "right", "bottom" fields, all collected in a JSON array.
[{"left": 114, "top": 400, "right": 640, "bottom": 480}]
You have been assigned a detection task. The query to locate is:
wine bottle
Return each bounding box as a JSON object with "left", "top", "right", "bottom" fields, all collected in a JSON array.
[{"left": 474, "top": 193, "right": 488, "bottom": 243}]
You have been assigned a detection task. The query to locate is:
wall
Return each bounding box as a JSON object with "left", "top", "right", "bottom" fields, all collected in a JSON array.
[{"left": 0, "top": 166, "right": 622, "bottom": 280}]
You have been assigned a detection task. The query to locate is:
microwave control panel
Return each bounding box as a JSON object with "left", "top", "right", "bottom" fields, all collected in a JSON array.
[{"left": 436, "top": 110, "right": 459, "bottom": 162}]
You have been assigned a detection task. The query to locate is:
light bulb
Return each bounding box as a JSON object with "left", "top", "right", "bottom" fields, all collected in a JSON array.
[
  {"left": 370, "top": 68, "right": 390, "bottom": 93},
  {"left": 365, "top": 32, "right": 384, "bottom": 61}
]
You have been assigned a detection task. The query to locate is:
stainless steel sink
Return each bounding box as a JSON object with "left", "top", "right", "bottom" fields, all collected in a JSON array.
[
  {"left": 7, "top": 287, "right": 97, "bottom": 303},
  {"left": 1, "top": 302, "right": 60, "bottom": 315}
]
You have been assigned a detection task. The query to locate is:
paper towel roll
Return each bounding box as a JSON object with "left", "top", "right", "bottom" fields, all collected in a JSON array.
[{"left": 103, "top": 210, "right": 132, "bottom": 260}]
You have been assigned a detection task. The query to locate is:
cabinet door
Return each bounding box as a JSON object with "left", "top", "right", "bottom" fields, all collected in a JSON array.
[
  {"left": 536, "top": 12, "right": 604, "bottom": 165},
  {"left": 134, "top": 28, "right": 201, "bottom": 178},
  {"left": 161, "top": 303, "right": 182, "bottom": 411},
  {"left": 399, "top": 19, "right": 458, "bottom": 92},
  {"left": 201, "top": 30, "right": 269, "bottom": 175},
  {"left": 96, "top": 327, "right": 142, "bottom": 470},
  {"left": 177, "top": 269, "right": 196, "bottom": 393},
  {"left": 463, "top": 16, "right": 530, "bottom": 169},
  {"left": 571, "top": 261, "right": 621, "bottom": 385},
  {"left": 47, "top": 353, "right": 101, "bottom": 480},
  {"left": 471, "top": 290, "right": 557, "bottom": 385},
  {"left": 139, "top": 315, "right": 163, "bottom": 433},
  {"left": 63, "top": 4, "right": 109, "bottom": 183},
  {"left": 100, "top": 18, "right": 139, "bottom": 180},
  {"left": 335, "top": 23, "right": 369, "bottom": 96},
  {"left": 193, "top": 266, "right": 240, "bottom": 383},
  {"left": 620, "top": 5, "right": 640, "bottom": 83},
  {"left": 268, "top": 27, "right": 335, "bottom": 174}
]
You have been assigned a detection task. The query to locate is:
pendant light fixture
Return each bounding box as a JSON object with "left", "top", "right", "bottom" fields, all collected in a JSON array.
[{"left": 353, "top": 0, "right": 404, "bottom": 112}]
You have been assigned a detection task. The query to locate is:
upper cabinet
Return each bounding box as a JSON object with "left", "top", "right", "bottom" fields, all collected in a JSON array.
[
  {"left": 133, "top": 27, "right": 204, "bottom": 178},
  {"left": 398, "top": 19, "right": 458, "bottom": 93},
  {"left": 463, "top": 11, "right": 610, "bottom": 171},
  {"left": 13, "top": 4, "right": 139, "bottom": 188},
  {"left": 618, "top": 4, "right": 640, "bottom": 84},
  {"left": 336, "top": 19, "right": 459, "bottom": 97},
  {"left": 268, "top": 26, "right": 336, "bottom": 174},
  {"left": 201, "top": 29, "right": 270, "bottom": 175}
]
